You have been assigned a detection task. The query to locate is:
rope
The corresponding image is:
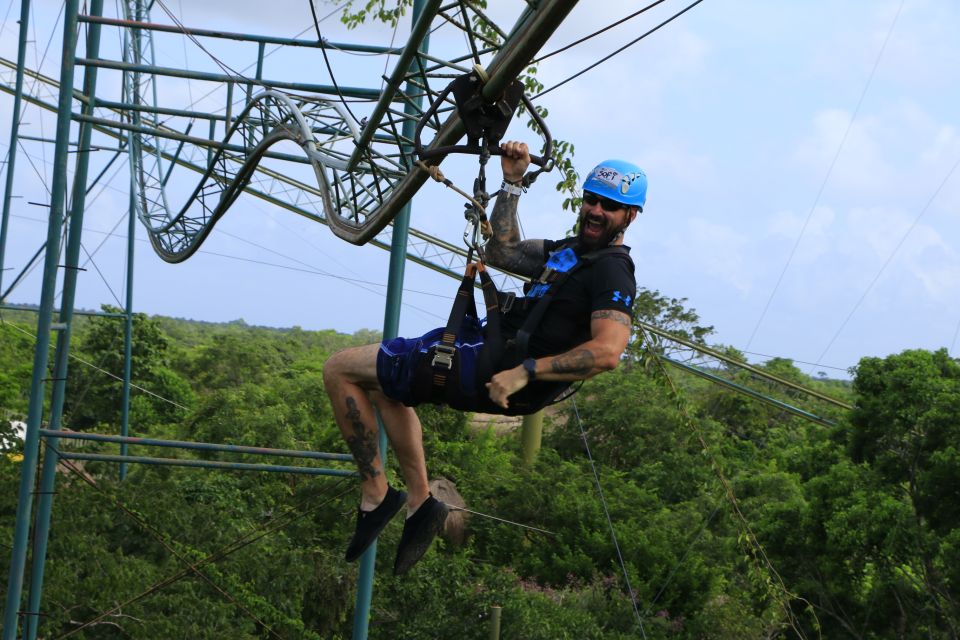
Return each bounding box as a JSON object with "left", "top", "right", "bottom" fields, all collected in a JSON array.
[
  {"left": 0, "top": 319, "right": 191, "bottom": 411},
  {"left": 448, "top": 505, "right": 555, "bottom": 537},
  {"left": 813, "top": 147, "right": 960, "bottom": 370},
  {"left": 9, "top": 209, "right": 448, "bottom": 322},
  {"left": 153, "top": 0, "right": 264, "bottom": 91},
  {"left": 571, "top": 397, "right": 648, "bottom": 639},
  {"left": 644, "top": 498, "right": 723, "bottom": 615},
  {"left": 415, "top": 159, "right": 492, "bottom": 239}
]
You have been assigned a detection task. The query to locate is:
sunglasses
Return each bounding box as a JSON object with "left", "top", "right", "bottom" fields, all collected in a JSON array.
[{"left": 582, "top": 191, "right": 627, "bottom": 213}]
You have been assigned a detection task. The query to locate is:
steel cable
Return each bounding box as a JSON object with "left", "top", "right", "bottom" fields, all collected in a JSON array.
[
  {"left": 571, "top": 397, "right": 648, "bottom": 638},
  {"left": 535, "top": 0, "right": 707, "bottom": 100}
]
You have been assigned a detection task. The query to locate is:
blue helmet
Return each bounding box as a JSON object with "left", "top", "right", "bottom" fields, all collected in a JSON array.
[{"left": 582, "top": 159, "right": 647, "bottom": 210}]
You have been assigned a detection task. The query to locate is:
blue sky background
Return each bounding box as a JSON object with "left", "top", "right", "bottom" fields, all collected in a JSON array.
[{"left": 1, "top": 0, "right": 958, "bottom": 377}]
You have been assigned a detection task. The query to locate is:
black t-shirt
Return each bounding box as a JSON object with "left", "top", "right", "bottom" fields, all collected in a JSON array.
[{"left": 499, "top": 238, "right": 637, "bottom": 360}]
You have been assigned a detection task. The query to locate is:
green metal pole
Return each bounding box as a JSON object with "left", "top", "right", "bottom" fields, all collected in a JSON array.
[
  {"left": 24, "top": 2, "right": 105, "bottom": 637},
  {"left": 0, "top": 0, "right": 32, "bottom": 297},
  {"left": 352, "top": 2, "right": 430, "bottom": 638},
  {"left": 1, "top": 1, "right": 81, "bottom": 638},
  {"left": 78, "top": 57, "right": 381, "bottom": 98},
  {"left": 56, "top": 452, "right": 358, "bottom": 476},
  {"left": 662, "top": 356, "right": 835, "bottom": 427},
  {"left": 521, "top": 410, "right": 543, "bottom": 466},
  {"left": 120, "top": 191, "right": 135, "bottom": 481},
  {"left": 80, "top": 14, "right": 402, "bottom": 53},
  {"left": 489, "top": 605, "right": 502, "bottom": 640},
  {"left": 40, "top": 429, "right": 353, "bottom": 460}
]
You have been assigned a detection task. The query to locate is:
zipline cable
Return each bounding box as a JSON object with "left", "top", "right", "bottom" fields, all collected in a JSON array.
[
  {"left": 742, "top": 350, "right": 849, "bottom": 374},
  {"left": 0, "top": 317, "right": 191, "bottom": 410},
  {"left": 534, "top": 0, "right": 707, "bottom": 100},
  {"left": 27, "top": 0, "right": 64, "bottom": 190},
  {"left": 745, "top": 0, "right": 905, "bottom": 354},
  {"left": 10, "top": 211, "right": 449, "bottom": 321},
  {"left": 46, "top": 443, "right": 328, "bottom": 640},
  {"left": 571, "top": 397, "right": 648, "bottom": 639},
  {"left": 814, "top": 148, "right": 960, "bottom": 369},
  {"left": 950, "top": 318, "right": 960, "bottom": 358},
  {"left": 532, "top": 0, "right": 669, "bottom": 64},
  {"left": 0, "top": 0, "right": 16, "bottom": 40},
  {"left": 153, "top": 0, "right": 265, "bottom": 89},
  {"left": 77, "top": 241, "right": 123, "bottom": 308},
  {"left": 58, "top": 171, "right": 132, "bottom": 305},
  {"left": 164, "top": 0, "right": 353, "bottom": 123},
  {"left": 379, "top": 2, "right": 401, "bottom": 94}
]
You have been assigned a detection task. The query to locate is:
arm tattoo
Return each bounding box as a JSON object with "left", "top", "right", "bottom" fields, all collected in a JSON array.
[
  {"left": 550, "top": 348, "right": 596, "bottom": 376},
  {"left": 490, "top": 192, "right": 521, "bottom": 245},
  {"left": 484, "top": 192, "right": 546, "bottom": 277},
  {"left": 344, "top": 396, "right": 380, "bottom": 481},
  {"left": 591, "top": 309, "right": 632, "bottom": 328}
]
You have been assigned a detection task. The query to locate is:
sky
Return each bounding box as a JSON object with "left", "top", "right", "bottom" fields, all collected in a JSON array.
[{"left": 1, "top": 0, "right": 959, "bottom": 378}]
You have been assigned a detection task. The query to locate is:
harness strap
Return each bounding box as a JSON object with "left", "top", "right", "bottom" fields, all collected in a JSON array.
[
  {"left": 514, "top": 243, "right": 631, "bottom": 359},
  {"left": 430, "top": 261, "right": 503, "bottom": 399},
  {"left": 475, "top": 264, "right": 502, "bottom": 384}
]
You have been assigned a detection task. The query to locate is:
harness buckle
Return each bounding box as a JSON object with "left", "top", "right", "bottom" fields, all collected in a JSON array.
[
  {"left": 431, "top": 344, "right": 457, "bottom": 370},
  {"left": 499, "top": 291, "right": 516, "bottom": 314}
]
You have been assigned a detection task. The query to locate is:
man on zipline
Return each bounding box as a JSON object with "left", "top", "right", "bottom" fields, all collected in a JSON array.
[{"left": 323, "top": 140, "right": 646, "bottom": 574}]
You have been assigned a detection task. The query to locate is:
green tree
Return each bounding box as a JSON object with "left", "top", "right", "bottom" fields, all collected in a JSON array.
[
  {"left": 0, "top": 317, "right": 36, "bottom": 418},
  {"left": 848, "top": 348, "right": 960, "bottom": 635},
  {"left": 65, "top": 305, "right": 193, "bottom": 432}
]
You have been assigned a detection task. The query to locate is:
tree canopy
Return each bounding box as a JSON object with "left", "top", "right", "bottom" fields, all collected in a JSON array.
[{"left": 4, "top": 295, "right": 957, "bottom": 637}]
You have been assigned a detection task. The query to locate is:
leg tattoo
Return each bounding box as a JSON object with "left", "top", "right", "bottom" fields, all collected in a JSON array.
[{"left": 345, "top": 396, "right": 381, "bottom": 481}]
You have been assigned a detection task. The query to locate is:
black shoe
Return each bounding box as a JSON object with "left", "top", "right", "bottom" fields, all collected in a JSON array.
[
  {"left": 345, "top": 486, "right": 407, "bottom": 562},
  {"left": 393, "top": 494, "right": 449, "bottom": 575}
]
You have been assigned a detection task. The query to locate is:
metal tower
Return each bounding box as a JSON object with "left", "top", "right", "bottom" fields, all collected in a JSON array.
[{"left": 0, "top": 1, "right": 579, "bottom": 637}]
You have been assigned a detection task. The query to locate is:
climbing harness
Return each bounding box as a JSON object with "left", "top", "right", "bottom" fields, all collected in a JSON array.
[{"left": 399, "top": 237, "right": 633, "bottom": 415}]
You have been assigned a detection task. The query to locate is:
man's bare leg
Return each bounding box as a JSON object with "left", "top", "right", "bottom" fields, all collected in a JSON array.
[
  {"left": 323, "top": 344, "right": 429, "bottom": 512},
  {"left": 370, "top": 389, "right": 429, "bottom": 512}
]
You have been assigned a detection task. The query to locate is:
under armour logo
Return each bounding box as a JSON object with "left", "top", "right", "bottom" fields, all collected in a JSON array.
[
  {"left": 528, "top": 282, "right": 551, "bottom": 298},
  {"left": 612, "top": 291, "right": 632, "bottom": 306}
]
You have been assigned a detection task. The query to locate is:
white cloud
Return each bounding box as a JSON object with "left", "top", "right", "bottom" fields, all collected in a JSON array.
[
  {"left": 767, "top": 205, "right": 836, "bottom": 265},
  {"left": 660, "top": 218, "right": 752, "bottom": 295},
  {"left": 791, "top": 109, "right": 893, "bottom": 196},
  {"left": 639, "top": 141, "right": 717, "bottom": 191}
]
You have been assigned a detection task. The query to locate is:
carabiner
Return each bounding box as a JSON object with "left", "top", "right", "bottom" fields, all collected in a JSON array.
[{"left": 463, "top": 203, "right": 486, "bottom": 254}]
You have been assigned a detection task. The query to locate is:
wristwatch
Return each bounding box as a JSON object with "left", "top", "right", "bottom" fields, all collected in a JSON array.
[{"left": 522, "top": 358, "right": 537, "bottom": 382}]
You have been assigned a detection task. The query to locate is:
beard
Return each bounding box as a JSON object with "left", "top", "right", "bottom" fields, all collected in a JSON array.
[{"left": 576, "top": 210, "right": 623, "bottom": 249}]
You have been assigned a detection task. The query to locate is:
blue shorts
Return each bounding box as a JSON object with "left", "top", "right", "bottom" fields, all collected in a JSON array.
[
  {"left": 376, "top": 326, "right": 570, "bottom": 415},
  {"left": 376, "top": 326, "right": 484, "bottom": 406}
]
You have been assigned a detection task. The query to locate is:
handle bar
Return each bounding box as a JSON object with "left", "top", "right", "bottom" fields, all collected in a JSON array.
[
  {"left": 418, "top": 144, "right": 548, "bottom": 167},
  {"left": 414, "top": 70, "right": 554, "bottom": 175}
]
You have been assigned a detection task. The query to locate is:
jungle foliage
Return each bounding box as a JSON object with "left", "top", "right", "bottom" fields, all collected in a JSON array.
[{"left": 2, "top": 294, "right": 958, "bottom": 638}]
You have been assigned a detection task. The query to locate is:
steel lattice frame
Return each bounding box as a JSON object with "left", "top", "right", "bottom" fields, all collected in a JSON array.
[
  {"left": 104, "top": 0, "right": 576, "bottom": 260},
  {"left": 0, "top": 54, "right": 526, "bottom": 293}
]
